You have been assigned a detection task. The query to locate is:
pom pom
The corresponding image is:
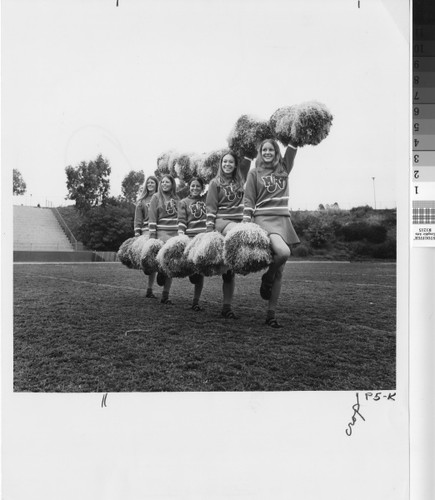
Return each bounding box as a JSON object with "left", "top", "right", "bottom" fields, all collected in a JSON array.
[
  {"left": 184, "top": 232, "right": 225, "bottom": 276},
  {"left": 156, "top": 151, "right": 171, "bottom": 176},
  {"left": 223, "top": 222, "right": 272, "bottom": 275},
  {"left": 227, "top": 115, "right": 273, "bottom": 159},
  {"left": 269, "top": 105, "right": 297, "bottom": 144},
  {"left": 190, "top": 153, "right": 207, "bottom": 184},
  {"left": 174, "top": 154, "right": 197, "bottom": 184},
  {"left": 271, "top": 101, "right": 333, "bottom": 147},
  {"left": 140, "top": 238, "right": 164, "bottom": 275},
  {"left": 197, "top": 149, "right": 228, "bottom": 184},
  {"left": 129, "top": 234, "right": 149, "bottom": 269},
  {"left": 167, "top": 151, "right": 180, "bottom": 177},
  {"left": 156, "top": 150, "right": 179, "bottom": 179},
  {"left": 117, "top": 237, "right": 137, "bottom": 269},
  {"left": 155, "top": 235, "right": 194, "bottom": 278}
]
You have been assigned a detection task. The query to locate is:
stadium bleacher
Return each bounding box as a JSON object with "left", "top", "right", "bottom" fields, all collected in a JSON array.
[{"left": 13, "top": 205, "right": 74, "bottom": 251}]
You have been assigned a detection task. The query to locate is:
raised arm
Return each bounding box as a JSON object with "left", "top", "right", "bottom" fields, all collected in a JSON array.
[
  {"left": 282, "top": 142, "right": 298, "bottom": 175},
  {"left": 148, "top": 194, "right": 159, "bottom": 239},
  {"left": 242, "top": 169, "right": 257, "bottom": 222},
  {"left": 239, "top": 157, "right": 252, "bottom": 183},
  {"left": 177, "top": 199, "right": 188, "bottom": 235},
  {"left": 205, "top": 180, "right": 219, "bottom": 232}
]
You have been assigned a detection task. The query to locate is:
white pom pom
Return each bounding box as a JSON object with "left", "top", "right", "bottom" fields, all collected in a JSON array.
[
  {"left": 184, "top": 232, "right": 225, "bottom": 276},
  {"left": 118, "top": 237, "right": 137, "bottom": 269},
  {"left": 156, "top": 235, "right": 194, "bottom": 278},
  {"left": 140, "top": 238, "right": 164, "bottom": 275},
  {"left": 129, "top": 235, "right": 149, "bottom": 269},
  {"left": 224, "top": 223, "right": 272, "bottom": 275}
]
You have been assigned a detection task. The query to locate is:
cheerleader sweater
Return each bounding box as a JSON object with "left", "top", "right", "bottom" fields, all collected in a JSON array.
[
  {"left": 205, "top": 158, "right": 251, "bottom": 230},
  {"left": 178, "top": 194, "right": 207, "bottom": 236},
  {"left": 148, "top": 193, "right": 179, "bottom": 238},
  {"left": 134, "top": 194, "right": 154, "bottom": 233},
  {"left": 243, "top": 146, "right": 297, "bottom": 221}
]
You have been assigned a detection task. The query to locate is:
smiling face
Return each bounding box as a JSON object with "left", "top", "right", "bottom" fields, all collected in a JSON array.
[
  {"left": 221, "top": 154, "right": 236, "bottom": 177},
  {"left": 161, "top": 176, "right": 172, "bottom": 193},
  {"left": 189, "top": 179, "right": 203, "bottom": 197},
  {"left": 261, "top": 142, "right": 276, "bottom": 164},
  {"left": 147, "top": 178, "right": 157, "bottom": 193}
]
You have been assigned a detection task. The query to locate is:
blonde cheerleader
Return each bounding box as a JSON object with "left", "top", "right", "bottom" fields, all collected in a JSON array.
[
  {"left": 243, "top": 139, "right": 299, "bottom": 328},
  {"left": 205, "top": 151, "right": 251, "bottom": 319},
  {"left": 134, "top": 176, "right": 159, "bottom": 298},
  {"left": 148, "top": 174, "right": 179, "bottom": 304}
]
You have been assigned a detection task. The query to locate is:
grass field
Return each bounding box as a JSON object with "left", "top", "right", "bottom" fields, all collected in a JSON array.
[{"left": 13, "top": 260, "right": 396, "bottom": 392}]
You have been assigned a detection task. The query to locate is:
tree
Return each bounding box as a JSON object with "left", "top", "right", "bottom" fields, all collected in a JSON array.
[
  {"left": 65, "top": 154, "right": 111, "bottom": 212},
  {"left": 13, "top": 169, "right": 27, "bottom": 195},
  {"left": 121, "top": 170, "right": 145, "bottom": 203},
  {"left": 77, "top": 203, "right": 135, "bottom": 251}
]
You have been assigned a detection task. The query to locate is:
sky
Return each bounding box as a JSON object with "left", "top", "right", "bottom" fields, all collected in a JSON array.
[{"left": 3, "top": 0, "right": 409, "bottom": 210}]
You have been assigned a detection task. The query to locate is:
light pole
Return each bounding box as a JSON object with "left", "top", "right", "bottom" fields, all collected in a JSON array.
[{"left": 372, "top": 177, "right": 376, "bottom": 210}]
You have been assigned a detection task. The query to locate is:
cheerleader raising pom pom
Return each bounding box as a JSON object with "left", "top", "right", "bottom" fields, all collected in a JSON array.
[
  {"left": 227, "top": 114, "right": 273, "bottom": 159},
  {"left": 271, "top": 101, "right": 333, "bottom": 147},
  {"left": 184, "top": 232, "right": 225, "bottom": 276},
  {"left": 117, "top": 237, "right": 137, "bottom": 269},
  {"left": 197, "top": 149, "right": 228, "bottom": 184},
  {"left": 156, "top": 234, "right": 194, "bottom": 278},
  {"left": 140, "top": 238, "right": 164, "bottom": 275},
  {"left": 223, "top": 223, "right": 272, "bottom": 275}
]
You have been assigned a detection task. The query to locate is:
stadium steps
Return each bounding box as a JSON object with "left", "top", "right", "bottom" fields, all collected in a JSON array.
[{"left": 13, "top": 206, "right": 75, "bottom": 251}]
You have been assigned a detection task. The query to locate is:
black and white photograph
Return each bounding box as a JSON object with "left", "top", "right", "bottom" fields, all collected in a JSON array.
[{"left": 2, "top": 0, "right": 413, "bottom": 499}]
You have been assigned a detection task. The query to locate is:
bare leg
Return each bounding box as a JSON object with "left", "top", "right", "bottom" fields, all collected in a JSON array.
[
  {"left": 222, "top": 272, "right": 235, "bottom": 306},
  {"left": 148, "top": 272, "right": 156, "bottom": 289},
  {"left": 264, "top": 236, "right": 290, "bottom": 327},
  {"left": 146, "top": 272, "right": 157, "bottom": 298},
  {"left": 268, "top": 263, "right": 285, "bottom": 311},
  {"left": 264, "top": 234, "right": 291, "bottom": 282},
  {"left": 161, "top": 277, "right": 173, "bottom": 304},
  {"left": 192, "top": 275, "right": 204, "bottom": 310},
  {"left": 220, "top": 223, "right": 238, "bottom": 318}
]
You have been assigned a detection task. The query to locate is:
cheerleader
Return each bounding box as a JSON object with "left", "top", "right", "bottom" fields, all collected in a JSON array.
[
  {"left": 206, "top": 151, "right": 251, "bottom": 319},
  {"left": 148, "top": 174, "right": 179, "bottom": 305},
  {"left": 134, "top": 176, "right": 159, "bottom": 298},
  {"left": 243, "top": 139, "right": 299, "bottom": 328},
  {"left": 178, "top": 177, "right": 207, "bottom": 311}
]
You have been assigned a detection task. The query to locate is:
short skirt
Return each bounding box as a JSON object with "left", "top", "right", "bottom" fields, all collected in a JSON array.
[
  {"left": 253, "top": 215, "right": 300, "bottom": 246},
  {"left": 157, "top": 230, "right": 178, "bottom": 243},
  {"left": 215, "top": 218, "right": 241, "bottom": 234}
]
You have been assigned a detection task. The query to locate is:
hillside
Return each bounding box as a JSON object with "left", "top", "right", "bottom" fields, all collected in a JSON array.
[{"left": 57, "top": 205, "right": 396, "bottom": 260}]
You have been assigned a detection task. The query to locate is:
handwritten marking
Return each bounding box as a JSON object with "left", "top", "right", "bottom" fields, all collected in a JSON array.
[
  {"left": 365, "top": 391, "right": 396, "bottom": 401},
  {"left": 101, "top": 393, "right": 108, "bottom": 408},
  {"left": 358, "top": 0, "right": 360, "bottom": 7},
  {"left": 345, "top": 393, "right": 365, "bottom": 436}
]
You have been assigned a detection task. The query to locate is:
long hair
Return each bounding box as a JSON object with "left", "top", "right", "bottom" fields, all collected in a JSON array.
[
  {"left": 189, "top": 176, "right": 205, "bottom": 195},
  {"left": 215, "top": 150, "right": 244, "bottom": 191},
  {"left": 255, "top": 139, "right": 286, "bottom": 176},
  {"left": 157, "top": 174, "right": 179, "bottom": 208},
  {"left": 137, "top": 175, "right": 159, "bottom": 202}
]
